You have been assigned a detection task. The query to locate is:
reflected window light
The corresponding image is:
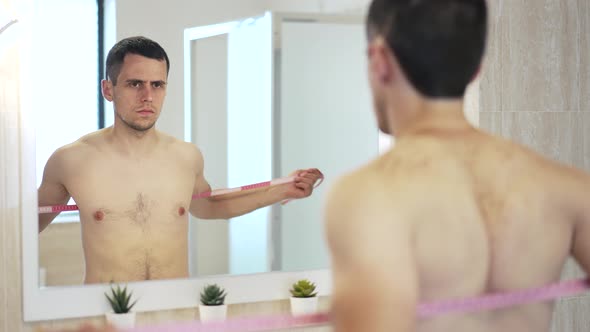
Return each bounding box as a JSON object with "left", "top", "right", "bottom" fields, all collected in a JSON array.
[
  {"left": 0, "top": 2, "right": 19, "bottom": 57},
  {"left": 0, "top": 18, "right": 18, "bottom": 34},
  {"left": 32, "top": 0, "right": 102, "bottom": 222}
]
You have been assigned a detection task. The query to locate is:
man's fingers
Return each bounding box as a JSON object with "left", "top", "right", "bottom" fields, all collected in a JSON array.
[
  {"left": 295, "top": 182, "right": 310, "bottom": 189},
  {"left": 294, "top": 168, "right": 322, "bottom": 177}
]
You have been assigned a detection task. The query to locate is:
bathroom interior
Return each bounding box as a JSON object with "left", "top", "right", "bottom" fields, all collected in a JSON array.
[{"left": 1, "top": 0, "right": 589, "bottom": 331}]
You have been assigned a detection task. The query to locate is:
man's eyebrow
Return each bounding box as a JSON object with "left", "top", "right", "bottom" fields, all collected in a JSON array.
[{"left": 124, "top": 79, "right": 167, "bottom": 84}]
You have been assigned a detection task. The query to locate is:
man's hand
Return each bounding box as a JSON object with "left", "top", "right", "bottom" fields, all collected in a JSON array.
[{"left": 284, "top": 168, "right": 324, "bottom": 200}]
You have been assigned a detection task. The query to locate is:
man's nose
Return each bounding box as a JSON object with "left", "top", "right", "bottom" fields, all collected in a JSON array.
[{"left": 140, "top": 85, "right": 153, "bottom": 102}]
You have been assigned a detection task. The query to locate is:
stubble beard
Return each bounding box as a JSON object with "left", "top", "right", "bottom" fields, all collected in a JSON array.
[{"left": 115, "top": 111, "right": 156, "bottom": 133}]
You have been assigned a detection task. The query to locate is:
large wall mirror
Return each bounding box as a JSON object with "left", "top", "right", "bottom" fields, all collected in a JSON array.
[
  {"left": 35, "top": 11, "right": 383, "bottom": 287},
  {"left": 22, "top": 2, "right": 387, "bottom": 321}
]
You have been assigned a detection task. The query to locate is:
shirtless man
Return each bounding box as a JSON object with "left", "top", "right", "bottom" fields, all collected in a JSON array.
[
  {"left": 324, "top": 1, "right": 590, "bottom": 331},
  {"left": 38, "top": 36, "right": 322, "bottom": 284}
]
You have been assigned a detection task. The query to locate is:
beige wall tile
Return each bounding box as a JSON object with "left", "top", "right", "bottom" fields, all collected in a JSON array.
[
  {"left": 479, "top": 0, "right": 502, "bottom": 112},
  {"left": 501, "top": 112, "right": 584, "bottom": 167},
  {"left": 580, "top": 0, "right": 590, "bottom": 112},
  {"left": 479, "top": 112, "right": 502, "bottom": 135},
  {"left": 482, "top": 1, "right": 584, "bottom": 112},
  {"left": 551, "top": 296, "right": 590, "bottom": 332},
  {"left": 1, "top": 29, "right": 25, "bottom": 332},
  {"left": 135, "top": 308, "right": 198, "bottom": 328},
  {"left": 560, "top": 258, "right": 586, "bottom": 281},
  {"left": 584, "top": 112, "right": 590, "bottom": 172},
  {"left": 39, "top": 222, "right": 85, "bottom": 286}
]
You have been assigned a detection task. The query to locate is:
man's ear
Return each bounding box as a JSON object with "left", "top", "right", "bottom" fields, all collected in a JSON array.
[
  {"left": 101, "top": 79, "right": 114, "bottom": 102},
  {"left": 470, "top": 64, "right": 481, "bottom": 82},
  {"left": 369, "top": 37, "right": 395, "bottom": 84}
]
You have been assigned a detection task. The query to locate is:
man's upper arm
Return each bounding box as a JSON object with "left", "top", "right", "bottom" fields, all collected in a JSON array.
[
  {"left": 325, "top": 176, "right": 418, "bottom": 332},
  {"left": 38, "top": 148, "right": 71, "bottom": 232},
  {"left": 191, "top": 146, "right": 211, "bottom": 192},
  {"left": 188, "top": 145, "right": 214, "bottom": 218}
]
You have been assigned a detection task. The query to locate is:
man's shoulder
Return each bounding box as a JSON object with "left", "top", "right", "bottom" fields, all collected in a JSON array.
[
  {"left": 324, "top": 160, "right": 413, "bottom": 247},
  {"left": 156, "top": 132, "right": 203, "bottom": 162},
  {"left": 327, "top": 158, "right": 407, "bottom": 213},
  {"left": 52, "top": 130, "right": 104, "bottom": 159}
]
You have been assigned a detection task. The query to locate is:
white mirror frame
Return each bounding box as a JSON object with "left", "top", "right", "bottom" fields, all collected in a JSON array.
[{"left": 21, "top": 11, "right": 357, "bottom": 322}]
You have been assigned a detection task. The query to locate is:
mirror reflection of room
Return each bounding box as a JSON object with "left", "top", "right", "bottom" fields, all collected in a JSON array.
[{"left": 36, "top": 2, "right": 387, "bottom": 287}]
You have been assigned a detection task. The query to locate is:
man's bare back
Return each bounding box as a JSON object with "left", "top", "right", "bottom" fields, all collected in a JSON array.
[
  {"left": 39, "top": 128, "right": 198, "bottom": 283},
  {"left": 325, "top": 1, "right": 590, "bottom": 330},
  {"left": 326, "top": 126, "right": 590, "bottom": 332}
]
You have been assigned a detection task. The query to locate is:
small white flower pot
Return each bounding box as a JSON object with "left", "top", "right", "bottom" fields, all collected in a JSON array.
[
  {"left": 290, "top": 297, "right": 319, "bottom": 316},
  {"left": 105, "top": 311, "right": 136, "bottom": 329},
  {"left": 199, "top": 304, "right": 228, "bottom": 322}
]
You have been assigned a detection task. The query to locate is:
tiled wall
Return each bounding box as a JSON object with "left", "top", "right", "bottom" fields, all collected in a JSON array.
[
  {"left": 0, "top": 26, "right": 23, "bottom": 332},
  {"left": 478, "top": 1, "right": 590, "bottom": 331},
  {"left": 39, "top": 223, "right": 85, "bottom": 286}
]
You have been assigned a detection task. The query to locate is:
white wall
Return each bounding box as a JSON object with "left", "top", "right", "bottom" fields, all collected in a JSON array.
[
  {"left": 264, "top": 0, "right": 369, "bottom": 14},
  {"left": 190, "top": 35, "right": 231, "bottom": 276},
  {"left": 115, "top": 0, "right": 267, "bottom": 139},
  {"left": 278, "top": 20, "right": 378, "bottom": 271}
]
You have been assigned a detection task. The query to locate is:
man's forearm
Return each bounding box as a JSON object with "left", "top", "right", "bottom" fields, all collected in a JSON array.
[{"left": 190, "top": 185, "right": 288, "bottom": 219}]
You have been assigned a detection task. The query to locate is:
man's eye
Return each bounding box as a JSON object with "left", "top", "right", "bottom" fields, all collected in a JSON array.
[
  {"left": 153, "top": 82, "right": 165, "bottom": 88},
  {"left": 129, "top": 81, "right": 142, "bottom": 88}
]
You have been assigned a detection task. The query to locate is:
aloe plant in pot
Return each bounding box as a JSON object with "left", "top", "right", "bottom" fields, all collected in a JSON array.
[
  {"left": 104, "top": 284, "right": 138, "bottom": 328},
  {"left": 289, "top": 279, "right": 318, "bottom": 316},
  {"left": 199, "top": 283, "right": 228, "bottom": 322}
]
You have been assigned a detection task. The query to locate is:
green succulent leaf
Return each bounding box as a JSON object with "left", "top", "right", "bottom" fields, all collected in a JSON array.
[
  {"left": 290, "top": 279, "right": 317, "bottom": 298},
  {"left": 105, "top": 284, "right": 137, "bottom": 314},
  {"left": 200, "top": 284, "right": 227, "bottom": 306}
]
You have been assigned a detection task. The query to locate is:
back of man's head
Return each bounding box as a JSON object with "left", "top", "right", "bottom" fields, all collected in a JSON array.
[
  {"left": 105, "top": 36, "right": 170, "bottom": 85},
  {"left": 367, "top": 0, "right": 487, "bottom": 98}
]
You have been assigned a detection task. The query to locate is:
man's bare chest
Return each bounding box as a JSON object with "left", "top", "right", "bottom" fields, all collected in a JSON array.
[{"left": 63, "top": 157, "right": 195, "bottom": 226}]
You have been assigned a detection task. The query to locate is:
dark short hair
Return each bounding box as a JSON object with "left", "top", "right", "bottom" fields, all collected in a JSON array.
[
  {"left": 367, "top": 0, "right": 487, "bottom": 98},
  {"left": 105, "top": 36, "right": 170, "bottom": 85}
]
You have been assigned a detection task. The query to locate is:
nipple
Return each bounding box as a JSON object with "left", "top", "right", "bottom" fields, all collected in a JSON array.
[
  {"left": 178, "top": 207, "right": 186, "bottom": 216},
  {"left": 94, "top": 210, "right": 105, "bottom": 222}
]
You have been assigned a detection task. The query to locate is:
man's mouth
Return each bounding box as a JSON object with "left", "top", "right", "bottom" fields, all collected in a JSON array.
[{"left": 137, "top": 109, "right": 154, "bottom": 115}]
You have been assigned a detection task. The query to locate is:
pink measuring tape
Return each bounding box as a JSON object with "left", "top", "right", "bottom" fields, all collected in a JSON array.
[
  {"left": 121, "top": 278, "right": 588, "bottom": 332},
  {"left": 38, "top": 173, "right": 325, "bottom": 214},
  {"left": 417, "top": 277, "right": 590, "bottom": 318}
]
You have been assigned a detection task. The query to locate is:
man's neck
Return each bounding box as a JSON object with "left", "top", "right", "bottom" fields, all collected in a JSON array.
[
  {"left": 107, "top": 123, "right": 160, "bottom": 156},
  {"left": 391, "top": 98, "right": 471, "bottom": 138}
]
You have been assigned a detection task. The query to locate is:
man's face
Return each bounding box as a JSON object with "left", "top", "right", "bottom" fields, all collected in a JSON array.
[{"left": 103, "top": 53, "right": 168, "bottom": 132}]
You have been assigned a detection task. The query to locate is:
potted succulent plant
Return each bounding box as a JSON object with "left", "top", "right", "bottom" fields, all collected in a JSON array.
[
  {"left": 199, "top": 283, "right": 228, "bottom": 322},
  {"left": 104, "top": 284, "right": 138, "bottom": 328},
  {"left": 289, "top": 279, "right": 318, "bottom": 316}
]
